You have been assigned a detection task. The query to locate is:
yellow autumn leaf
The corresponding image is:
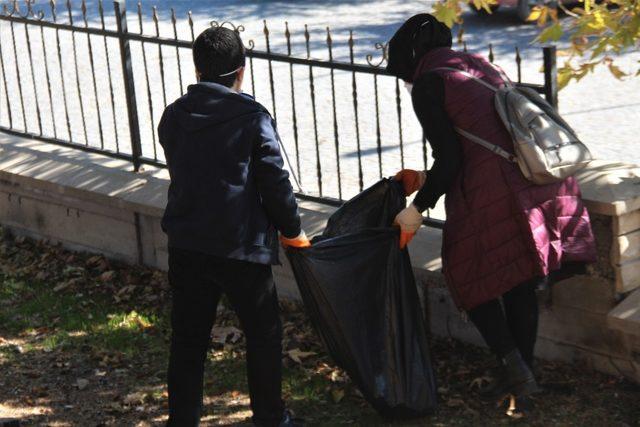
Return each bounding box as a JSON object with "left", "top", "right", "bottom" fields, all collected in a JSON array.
[
  {"left": 586, "top": 10, "right": 606, "bottom": 31},
  {"left": 527, "top": 7, "right": 543, "bottom": 22},
  {"left": 537, "top": 23, "right": 564, "bottom": 43},
  {"left": 557, "top": 67, "right": 573, "bottom": 90},
  {"left": 433, "top": 2, "right": 460, "bottom": 28},
  {"left": 608, "top": 62, "right": 628, "bottom": 79}
]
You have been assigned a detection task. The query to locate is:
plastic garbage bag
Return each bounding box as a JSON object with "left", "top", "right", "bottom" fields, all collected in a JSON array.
[{"left": 285, "top": 179, "right": 437, "bottom": 418}]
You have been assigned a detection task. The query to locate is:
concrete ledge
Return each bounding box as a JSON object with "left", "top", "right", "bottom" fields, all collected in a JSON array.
[
  {"left": 575, "top": 160, "right": 640, "bottom": 216},
  {"left": 608, "top": 289, "right": 640, "bottom": 338}
]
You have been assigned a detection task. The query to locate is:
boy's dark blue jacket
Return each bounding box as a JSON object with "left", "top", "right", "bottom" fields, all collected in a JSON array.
[{"left": 158, "top": 82, "right": 301, "bottom": 265}]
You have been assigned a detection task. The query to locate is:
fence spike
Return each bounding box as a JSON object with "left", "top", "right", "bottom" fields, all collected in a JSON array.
[
  {"left": 515, "top": 46, "right": 522, "bottom": 83},
  {"left": 489, "top": 43, "right": 494, "bottom": 63},
  {"left": 137, "top": 2, "right": 143, "bottom": 33},
  {"left": 304, "top": 24, "right": 310, "bottom": 59},
  {"left": 285, "top": 22, "right": 292, "bottom": 55},
  {"left": 188, "top": 10, "right": 194, "bottom": 41},
  {"left": 348, "top": 30, "right": 355, "bottom": 63}
]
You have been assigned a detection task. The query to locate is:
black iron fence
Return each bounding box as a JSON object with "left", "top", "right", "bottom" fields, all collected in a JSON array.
[{"left": 0, "top": 0, "right": 558, "bottom": 226}]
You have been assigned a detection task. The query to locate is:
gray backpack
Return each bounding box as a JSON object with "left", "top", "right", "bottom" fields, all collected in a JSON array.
[{"left": 433, "top": 67, "right": 593, "bottom": 185}]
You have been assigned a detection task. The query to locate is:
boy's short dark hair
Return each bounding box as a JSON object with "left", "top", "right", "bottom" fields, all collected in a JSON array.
[{"left": 193, "top": 27, "right": 246, "bottom": 87}]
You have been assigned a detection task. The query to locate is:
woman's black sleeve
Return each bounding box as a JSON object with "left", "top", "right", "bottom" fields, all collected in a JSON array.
[{"left": 411, "top": 72, "right": 462, "bottom": 213}]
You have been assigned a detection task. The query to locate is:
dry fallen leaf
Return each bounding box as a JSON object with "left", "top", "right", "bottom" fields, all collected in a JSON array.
[
  {"left": 76, "top": 378, "right": 89, "bottom": 390},
  {"left": 446, "top": 398, "right": 465, "bottom": 408},
  {"left": 53, "top": 281, "right": 71, "bottom": 292},
  {"left": 331, "top": 388, "right": 345, "bottom": 403},
  {"left": 287, "top": 349, "right": 317, "bottom": 364},
  {"left": 211, "top": 326, "right": 243, "bottom": 345},
  {"left": 100, "top": 271, "right": 116, "bottom": 282},
  {"left": 468, "top": 376, "right": 491, "bottom": 390}
]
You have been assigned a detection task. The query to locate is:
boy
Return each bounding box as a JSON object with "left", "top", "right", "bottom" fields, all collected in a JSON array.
[{"left": 158, "top": 26, "right": 309, "bottom": 427}]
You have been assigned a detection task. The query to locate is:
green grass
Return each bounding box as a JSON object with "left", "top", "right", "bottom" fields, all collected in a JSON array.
[{"left": 0, "top": 272, "right": 169, "bottom": 362}]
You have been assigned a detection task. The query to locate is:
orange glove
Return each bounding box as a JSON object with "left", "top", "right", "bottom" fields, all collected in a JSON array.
[
  {"left": 279, "top": 231, "right": 311, "bottom": 248},
  {"left": 393, "top": 204, "right": 423, "bottom": 249},
  {"left": 394, "top": 169, "right": 426, "bottom": 196}
]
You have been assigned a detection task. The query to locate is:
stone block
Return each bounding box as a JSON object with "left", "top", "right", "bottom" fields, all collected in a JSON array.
[
  {"left": 538, "top": 305, "right": 630, "bottom": 359},
  {"left": 613, "top": 210, "right": 640, "bottom": 236},
  {"left": 426, "top": 287, "right": 485, "bottom": 348},
  {"left": 611, "top": 228, "right": 640, "bottom": 265},
  {"left": 552, "top": 275, "right": 616, "bottom": 314},
  {"left": 614, "top": 260, "right": 640, "bottom": 293},
  {"left": 0, "top": 190, "right": 138, "bottom": 263},
  {"left": 575, "top": 160, "right": 640, "bottom": 216},
  {"left": 608, "top": 288, "right": 640, "bottom": 337},
  {"left": 138, "top": 213, "right": 168, "bottom": 271}
]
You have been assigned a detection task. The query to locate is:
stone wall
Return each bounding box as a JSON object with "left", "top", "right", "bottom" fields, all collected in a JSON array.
[{"left": 0, "top": 133, "right": 638, "bottom": 382}]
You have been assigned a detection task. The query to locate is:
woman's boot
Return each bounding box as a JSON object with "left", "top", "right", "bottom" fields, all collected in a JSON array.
[{"left": 479, "top": 349, "right": 539, "bottom": 401}]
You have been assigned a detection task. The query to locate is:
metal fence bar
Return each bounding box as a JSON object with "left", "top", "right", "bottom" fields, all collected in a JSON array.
[
  {"left": 38, "top": 7, "right": 57, "bottom": 139},
  {"left": 138, "top": 2, "right": 158, "bottom": 159},
  {"left": 0, "top": 20, "right": 13, "bottom": 128},
  {"left": 0, "top": 3, "right": 560, "bottom": 228},
  {"left": 286, "top": 22, "right": 301, "bottom": 183},
  {"left": 543, "top": 45, "right": 558, "bottom": 110},
  {"left": 515, "top": 46, "right": 522, "bottom": 84},
  {"left": 305, "top": 25, "right": 322, "bottom": 196},
  {"left": 114, "top": 1, "right": 142, "bottom": 171},
  {"left": 264, "top": 21, "right": 278, "bottom": 121},
  {"left": 326, "top": 27, "right": 342, "bottom": 200},
  {"left": 5, "top": 6, "right": 27, "bottom": 130},
  {"left": 98, "top": 0, "right": 120, "bottom": 152},
  {"left": 66, "top": 0, "right": 89, "bottom": 145},
  {"left": 349, "top": 31, "right": 364, "bottom": 192},
  {"left": 22, "top": 5, "right": 43, "bottom": 135},
  {"left": 152, "top": 6, "right": 168, "bottom": 108},
  {"left": 82, "top": 0, "right": 104, "bottom": 149},
  {"left": 49, "top": 0, "right": 72, "bottom": 140},
  {"left": 395, "top": 79, "right": 405, "bottom": 169},
  {"left": 170, "top": 8, "right": 184, "bottom": 96}
]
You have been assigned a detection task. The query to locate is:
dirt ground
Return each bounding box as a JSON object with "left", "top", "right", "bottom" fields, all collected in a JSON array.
[{"left": 0, "top": 228, "right": 639, "bottom": 426}]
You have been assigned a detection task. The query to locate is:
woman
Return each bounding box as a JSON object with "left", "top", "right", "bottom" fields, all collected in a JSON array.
[{"left": 386, "top": 14, "right": 596, "bottom": 402}]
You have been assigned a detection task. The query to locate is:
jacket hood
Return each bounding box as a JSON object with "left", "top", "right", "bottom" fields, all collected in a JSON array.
[{"left": 171, "top": 82, "right": 267, "bottom": 132}]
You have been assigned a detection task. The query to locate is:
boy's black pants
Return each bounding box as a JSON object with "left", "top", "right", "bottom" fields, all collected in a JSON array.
[{"left": 167, "top": 247, "right": 285, "bottom": 427}]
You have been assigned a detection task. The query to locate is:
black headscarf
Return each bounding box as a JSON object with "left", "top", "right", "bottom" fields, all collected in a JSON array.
[{"left": 386, "top": 14, "right": 452, "bottom": 82}]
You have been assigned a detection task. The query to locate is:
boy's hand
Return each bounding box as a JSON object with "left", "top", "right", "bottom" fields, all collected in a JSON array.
[
  {"left": 393, "top": 204, "right": 423, "bottom": 249},
  {"left": 394, "top": 169, "right": 426, "bottom": 196},
  {"left": 280, "top": 231, "right": 311, "bottom": 248}
]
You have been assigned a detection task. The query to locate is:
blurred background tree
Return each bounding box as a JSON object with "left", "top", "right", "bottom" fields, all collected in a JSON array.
[{"left": 432, "top": 0, "right": 640, "bottom": 88}]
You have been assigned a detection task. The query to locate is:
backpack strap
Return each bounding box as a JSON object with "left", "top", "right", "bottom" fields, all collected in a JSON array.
[
  {"left": 454, "top": 127, "right": 518, "bottom": 163},
  {"left": 429, "top": 66, "right": 518, "bottom": 164}
]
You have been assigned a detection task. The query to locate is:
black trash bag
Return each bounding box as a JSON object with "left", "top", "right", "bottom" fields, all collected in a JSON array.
[{"left": 285, "top": 179, "right": 437, "bottom": 419}]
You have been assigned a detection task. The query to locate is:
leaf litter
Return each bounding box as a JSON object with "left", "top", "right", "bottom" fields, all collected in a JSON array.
[{"left": 0, "top": 228, "right": 638, "bottom": 425}]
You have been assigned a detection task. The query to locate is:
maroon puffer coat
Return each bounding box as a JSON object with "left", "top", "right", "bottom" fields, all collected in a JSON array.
[{"left": 414, "top": 47, "right": 597, "bottom": 311}]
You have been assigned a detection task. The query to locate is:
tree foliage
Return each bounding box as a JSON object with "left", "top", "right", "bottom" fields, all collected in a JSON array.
[{"left": 432, "top": 0, "right": 640, "bottom": 89}]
